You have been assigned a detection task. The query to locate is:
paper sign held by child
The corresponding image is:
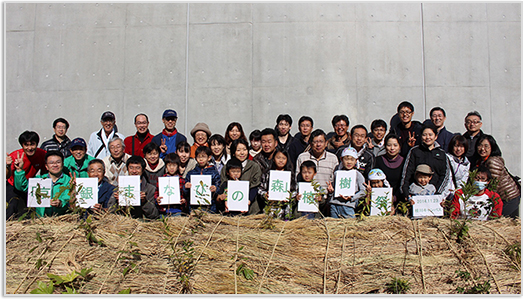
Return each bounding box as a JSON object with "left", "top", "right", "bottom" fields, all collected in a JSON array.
[
  {"left": 334, "top": 170, "right": 357, "bottom": 197},
  {"left": 412, "top": 195, "right": 444, "bottom": 217},
  {"left": 76, "top": 178, "right": 98, "bottom": 208},
  {"left": 298, "top": 182, "right": 318, "bottom": 213},
  {"left": 158, "top": 176, "right": 181, "bottom": 205},
  {"left": 190, "top": 175, "right": 212, "bottom": 205},
  {"left": 370, "top": 188, "right": 393, "bottom": 216},
  {"left": 268, "top": 170, "right": 291, "bottom": 201},
  {"left": 27, "top": 178, "right": 52, "bottom": 208},
  {"left": 118, "top": 176, "right": 141, "bottom": 206},
  {"left": 227, "top": 180, "right": 250, "bottom": 212}
]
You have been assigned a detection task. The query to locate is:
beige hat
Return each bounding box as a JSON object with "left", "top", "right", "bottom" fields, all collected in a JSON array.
[
  {"left": 415, "top": 164, "right": 434, "bottom": 175},
  {"left": 190, "top": 122, "right": 211, "bottom": 138}
]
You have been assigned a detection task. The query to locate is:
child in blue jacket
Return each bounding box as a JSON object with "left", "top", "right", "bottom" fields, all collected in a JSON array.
[{"left": 184, "top": 146, "right": 221, "bottom": 212}]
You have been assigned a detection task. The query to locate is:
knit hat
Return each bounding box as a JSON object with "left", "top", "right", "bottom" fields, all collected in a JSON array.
[
  {"left": 190, "top": 123, "right": 212, "bottom": 138},
  {"left": 340, "top": 147, "right": 358, "bottom": 159},
  {"left": 70, "top": 137, "right": 87, "bottom": 149},
  {"left": 415, "top": 164, "right": 434, "bottom": 175},
  {"left": 368, "top": 168, "right": 386, "bottom": 180}
]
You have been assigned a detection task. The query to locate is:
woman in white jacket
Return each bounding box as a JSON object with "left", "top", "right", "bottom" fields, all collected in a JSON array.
[{"left": 443, "top": 135, "right": 470, "bottom": 199}]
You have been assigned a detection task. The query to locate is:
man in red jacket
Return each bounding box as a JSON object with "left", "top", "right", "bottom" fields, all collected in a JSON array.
[{"left": 124, "top": 113, "right": 154, "bottom": 158}]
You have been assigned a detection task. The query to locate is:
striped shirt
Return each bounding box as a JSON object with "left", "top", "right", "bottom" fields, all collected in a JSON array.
[{"left": 295, "top": 150, "right": 339, "bottom": 192}]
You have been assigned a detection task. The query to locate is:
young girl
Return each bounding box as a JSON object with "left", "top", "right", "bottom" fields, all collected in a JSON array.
[
  {"left": 220, "top": 139, "right": 261, "bottom": 214},
  {"left": 249, "top": 129, "right": 262, "bottom": 158},
  {"left": 224, "top": 122, "right": 247, "bottom": 155},
  {"left": 258, "top": 149, "right": 297, "bottom": 219},
  {"left": 216, "top": 157, "right": 243, "bottom": 214},
  {"left": 208, "top": 134, "right": 230, "bottom": 174},
  {"left": 442, "top": 135, "right": 471, "bottom": 200},
  {"left": 363, "top": 168, "right": 394, "bottom": 215},
  {"left": 156, "top": 153, "right": 188, "bottom": 216},
  {"left": 176, "top": 141, "right": 197, "bottom": 178}
]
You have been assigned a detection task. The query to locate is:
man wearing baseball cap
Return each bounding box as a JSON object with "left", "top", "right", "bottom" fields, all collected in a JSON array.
[
  {"left": 87, "top": 111, "right": 125, "bottom": 159},
  {"left": 152, "top": 109, "right": 187, "bottom": 159},
  {"left": 64, "top": 137, "right": 95, "bottom": 178}
]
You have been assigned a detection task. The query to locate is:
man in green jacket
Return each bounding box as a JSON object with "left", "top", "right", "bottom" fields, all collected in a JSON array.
[
  {"left": 14, "top": 150, "right": 72, "bottom": 217},
  {"left": 63, "top": 138, "right": 94, "bottom": 178}
]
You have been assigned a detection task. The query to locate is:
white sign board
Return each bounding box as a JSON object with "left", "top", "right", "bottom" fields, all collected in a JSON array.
[
  {"left": 76, "top": 178, "right": 99, "bottom": 208},
  {"left": 158, "top": 176, "right": 181, "bottom": 205},
  {"left": 190, "top": 175, "right": 212, "bottom": 205},
  {"left": 334, "top": 170, "right": 357, "bottom": 197},
  {"left": 370, "top": 188, "right": 393, "bottom": 216},
  {"left": 227, "top": 180, "right": 250, "bottom": 212},
  {"left": 118, "top": 176, "right": 141, "bottom": 206},
  {"left": 298, "top": 182, "right": 318, "bottom": 213},
  {"left": 268, "top": 170, "right": 291, "bottom": 201},
  {"left": 27, "top": 178, "right": 52, "bottom": 208},
  {"left": 412, "top": 195, "right": 444, "bottom": 217}
]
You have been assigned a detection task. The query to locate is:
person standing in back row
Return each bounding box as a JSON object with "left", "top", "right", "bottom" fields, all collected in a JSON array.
[
  {"left": 87, "top": 111, "right": 125, "bottom": 159},
  {"left": 40, "top": 117, "right": 72, "bottom": 158},
  {"left": 152, "top": 109, "right": 187, "bottom": 159},
  {"left": 124, "top": 113, "right": 154, "bottom": 158}
]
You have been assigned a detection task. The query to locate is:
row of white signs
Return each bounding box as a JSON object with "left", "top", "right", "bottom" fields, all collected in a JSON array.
[{"left": 27, "top": 172, "right": 444, "bottom": 217}]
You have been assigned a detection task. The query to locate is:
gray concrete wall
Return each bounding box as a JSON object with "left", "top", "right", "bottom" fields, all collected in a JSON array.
[{"left": 5, "top": 3, "right": 522, "bottom": 176}]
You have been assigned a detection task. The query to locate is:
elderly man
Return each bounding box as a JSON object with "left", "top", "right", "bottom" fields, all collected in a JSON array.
[
  {"left": 295, "top": 129, "right": 339, "bottom": 217},
  {"left": 423, "top": 107, "right": 455, "bottom": 153},
  {"left": 87, "top": 111, "right": 125, "bottom": 159},
  {"left": 102, "top": 137, "right": 130, "bottom": 185},
  {"left": 326, "top": 115, "right": 351, "bottom": 155},
  {"left": 152, "top": 109, "right": 187, "bottom": 159},
  {"left": 40, "top": 117, "right": 72, "bottom": 158},
  {"left": 124, "top": 113, "right": 154, "bottom": 158}
]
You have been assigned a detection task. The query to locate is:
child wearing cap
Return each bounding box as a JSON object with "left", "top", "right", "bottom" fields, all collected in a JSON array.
[
  {"left": 363, "top": 168, "right": 394, "bottom": 215},
  {"left": 63, "top": 138, "right": 95, "bottom": 178},
  {"left": 409, "top": 164, "right": 436, "bottom": 197},
  {"left": 327, "top": 147, "right": 366, "bottom": 218}
]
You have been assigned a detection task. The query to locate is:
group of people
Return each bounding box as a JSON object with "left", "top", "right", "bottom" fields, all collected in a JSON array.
[{"left": 6, "top": 102, "right": 520, "bottom": 221}]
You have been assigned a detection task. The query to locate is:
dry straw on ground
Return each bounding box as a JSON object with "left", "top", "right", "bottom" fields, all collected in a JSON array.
[{"left": 5, "top": 211, "right": 521, "bottom": 294}]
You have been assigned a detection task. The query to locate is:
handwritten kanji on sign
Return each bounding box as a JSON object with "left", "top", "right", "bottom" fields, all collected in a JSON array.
[
  {"left": 334, "top": 170, "right": 357, "bottom": 197},
  {"left": 76, "top": 178, "right": 98, "bottom": 208},
  {"left": 158, "top": 176, "right": 181, "bottom": 205},
  {"left": 227, "top": 180, "right": 249, "bottom": 212},
  {"left": 118, "top": 176, "right": 141, "bottom": 206},
  {"left": 268, "top": 170, "right": 291, "bottom": 201},
  {"left": 190, "top": 175, "right": 212, "bottom": 205},
  {"left": 370, "top": 188, "right": 393, "bottom": 216},
  {"left": 27, "top": 178, "right": 52, "bottom": 208},
  {"left": 412, "top": 195, "right": 444, "bottom": 217},
  {"left": 298, "top": 182, "right": 318, "bottom": 213}
]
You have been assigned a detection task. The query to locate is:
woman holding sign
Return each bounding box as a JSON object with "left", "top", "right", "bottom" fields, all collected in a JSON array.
[
  {"left": 400, "top": 125, "right": 450, "bottom": 212},
  {"left": 220, "top": 139, "right": 261, "bottom": 214},
  {"left": 375, "top": 134, "right": 405, "bottom": 209}
]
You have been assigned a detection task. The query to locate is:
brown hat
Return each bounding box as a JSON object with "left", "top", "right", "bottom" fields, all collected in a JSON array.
[
  {"left": 415, "top": 164, "right": 434, "bottom": 175},
  {"left": 190, "top": 122, "right": 211, "bottom": 138}
]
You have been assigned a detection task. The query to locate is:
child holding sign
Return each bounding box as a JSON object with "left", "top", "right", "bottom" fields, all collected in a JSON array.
[
  {"left": 157, "top": 153, "right": 188, "bottom": 216},
  {"left": 216, "top": 157, "right": 244, "bottom": 214},
  {"left": 409, "top": 164, "right": 436, "bottom": 198},
  {"left": 327, "top": 147, "right": 366, "bottom": 218},
  {"left": 184, "top": 146, "right": 220, "bottom": 212},
  {"left": 449, "top": 166, "right": 502, "bottom": 221},
  {"left": 296, "top": 161, "right": 323, "bottom": 219}
]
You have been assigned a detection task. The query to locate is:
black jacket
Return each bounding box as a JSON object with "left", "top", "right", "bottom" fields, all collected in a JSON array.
[{"left": 400, "top": 142, "right": 450, "bottom": 199}]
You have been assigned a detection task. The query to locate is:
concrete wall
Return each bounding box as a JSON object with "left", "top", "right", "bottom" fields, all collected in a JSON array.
[{"left": 5, "top": 3, "right": 522, "bottom": 175}]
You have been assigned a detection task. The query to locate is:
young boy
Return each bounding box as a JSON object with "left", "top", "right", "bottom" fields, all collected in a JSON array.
[
  {"left": 327, "top": 147, "right": 366, "bottom": 219},
  {"left": 450, "top": 166, "right": 502, "bottom": 220},
  {"left": 364, "top": 168, "right": 394, "bottom": 215},
  {"left": 64, "top": 138, "right": 94, "bottom": 178},
  {"left": 86, "top": 159, "right": 117, "bottom": 212},
  {"left": 296, "top": 160, "right": 323, "bottom": 219},
  {"left": 184, "top": 146, "right": 221, "bottom": 212},
  {"left": 409, "top": 164, "right": 436, "bottom": 196},
  {"left": 108, "top": 155, "right": 159, "bottom": 219},
  {"left": 156, "top": 153, "right": 188, "bottom": 216},
  {"left": 249, "top": 129, "right": 262, "bottom": 158},
  {"left": 177, "top": 141, "right": 197, "bottom": 178},
  {"left": 216, "top": 157, "right": 243, "bottom": 214}
]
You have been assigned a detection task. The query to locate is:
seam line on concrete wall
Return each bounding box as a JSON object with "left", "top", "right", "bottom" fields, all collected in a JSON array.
[
  {"left": 420, "top": 3, "right": 427, "bottom": 119},
  {"left": 185, "top": 3, "right": 190, "bottom": 134},
  {"left": 485, "top": 4, "right": 493, "bottom": 135}
]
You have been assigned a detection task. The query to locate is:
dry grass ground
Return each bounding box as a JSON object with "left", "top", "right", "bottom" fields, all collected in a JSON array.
[{"left": 5, "top": 211, "right": 521, "bottom": 294}]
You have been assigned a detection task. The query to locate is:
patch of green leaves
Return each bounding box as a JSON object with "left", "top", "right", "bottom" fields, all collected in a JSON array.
[
  {"left": 385, "top": 277, "right": 411, "bottom": 294},
  {"left": 118, "top": 288, "right": 131, "bottom": 294},
  {"left": 30, "top": 281, "right": 54, "bottom": 294}
]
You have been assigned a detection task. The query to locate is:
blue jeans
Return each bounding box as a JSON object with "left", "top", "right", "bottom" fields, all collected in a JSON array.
[{"left": 330, "top": 204, "right": 355, "bottom": 219}]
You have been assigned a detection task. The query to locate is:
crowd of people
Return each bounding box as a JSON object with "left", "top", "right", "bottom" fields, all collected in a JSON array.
[{"left": 6, "top": 101, "right": 520, "bottom": 221}]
